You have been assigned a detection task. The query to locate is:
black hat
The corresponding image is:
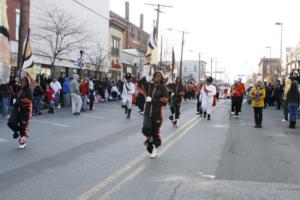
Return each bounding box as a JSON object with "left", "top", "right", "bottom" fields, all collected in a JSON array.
[
  {"left": 125, "top": 73, "right": 131, "bottom": 79},
  {"left": 206, "top": 76, "right": 213, "bottom": 83}
]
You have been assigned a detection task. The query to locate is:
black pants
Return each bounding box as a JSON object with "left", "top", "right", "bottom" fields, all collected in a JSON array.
[
  {"left": 142, "top": 116, "right": 162, "bottom": 148},
  {"left": 254, "top": 107, "right": 263, "bottom": 125},
  {"left": 231, "top": 96, "right": 240, "bottom": 116},
  {"left": 196, "top": 96, "right": 203, "bottom": 114},
  {"left": 171, "top": 104, "right": 181, "bottom": 119}
]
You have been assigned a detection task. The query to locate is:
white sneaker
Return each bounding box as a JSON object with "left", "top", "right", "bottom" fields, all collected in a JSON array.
[
  {"left": 176, "top": 121, "right": 179, "bottom": 127},
  {"left": 234, "top": 115, "right": 239, "bottom": 118},
  {"left": 150, "top": 147, "right": 158, "bottom": 158},
  {"left": 281, "top": 119, "right": 286, "bottom": 122},
  {"left": 231, "top": 112, "right": 234, "bottom": 115},
  {"left": 18, "top": 143, "right": 26, "bottom": 149}
]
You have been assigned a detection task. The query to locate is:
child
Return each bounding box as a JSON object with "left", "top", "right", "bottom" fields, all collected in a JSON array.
[{"left": 45, "top": 84, "right": 55, "bottom": 114}]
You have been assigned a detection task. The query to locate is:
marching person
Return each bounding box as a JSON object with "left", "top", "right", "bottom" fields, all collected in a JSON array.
[
  {"left": 231, "top": 80, "right": 243, "bottom": 118},
  {"left": 282, "top": 79, "right": 291, "bottom": 122},
  {"left": 168, "top": 77, "right": 185, "bottom": 126},
  {"left": 195, "top": 80, "right": 203, "bottom": 116},
  {"left": 122, "top": 73, "right": 136, "bottom": 119},
  {"left": 287, "top": 81, "right": 300, "bottom": 129},
  {"left": 7, "top": 77, "right": 33, "bottom": 149},
  {"left": 136, "top": 82, "right": 146, "bottom": 115},
  {"left": 139, "top": 70, "right": 169, "bottom": 158},
  {"left": 249, "top": 80, "right": 266, "bottom": 128},
  {"left": 236, "top": 78, "right": 245, "bottom": 113},
  {"left": 70, "top": 74, "right": 82, "bottom": 116},
  {"left": 200, "top": 77, "right": 216, "bottom": 120}
]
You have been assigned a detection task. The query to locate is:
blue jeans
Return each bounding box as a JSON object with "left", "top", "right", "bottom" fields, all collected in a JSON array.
[
  {"left": 1, "top": 97, "right": 10, "bottom": 117},
  {"left": 54, "top": 93, "right": 60, "bottom": 107},
  {"left": 34, "top": 96, "right": 42, "bottom": 113},
  {"left": 288, "top": 103, "right": 299, "bottom": 122},
  {"left": 81, "top": 95, "right": 87, "bottom": 111}
]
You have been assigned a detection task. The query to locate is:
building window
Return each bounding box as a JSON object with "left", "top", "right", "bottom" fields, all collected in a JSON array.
[
  {"left": 16, "top": 9, "right": 20, "bottom": 40},
  {"left": 111, "top": 36, "right": 120, "bottom": 57}
]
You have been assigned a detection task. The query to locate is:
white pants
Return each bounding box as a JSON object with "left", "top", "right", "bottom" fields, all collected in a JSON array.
[
  {"left": 122, "top": 95, "right": 132, "bottom": 109},
  {"left": 201, "top": 96, "right": 214, "bottom": 114},
  {"left": 71, "top": 93, "right": 82, "bottom": 113}
]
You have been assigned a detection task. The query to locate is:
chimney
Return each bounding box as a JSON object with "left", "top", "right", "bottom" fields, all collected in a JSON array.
[
  {"left": 125, "top": 1, "right": 129, "bottom": 21},
  {"left": 140, "top": 14, "right": 144, "bottom": 30}
]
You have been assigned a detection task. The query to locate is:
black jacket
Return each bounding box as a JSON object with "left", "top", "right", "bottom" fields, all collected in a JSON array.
[{"left": 139, "top": 77, "right": 169, "bottom": 120}]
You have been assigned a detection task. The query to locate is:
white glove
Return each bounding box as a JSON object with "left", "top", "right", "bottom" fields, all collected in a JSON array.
[
  {"left": 146, "top": 96, "right": 152, "bottom": 102},
  {"left": 171, "top": 92, "right": 175, "bottom": 97},
  {"left": 145, "top": 75, "right": 152, "bottom": 82},
  {"left": 13, "top": 99, "right": 16, "bottom": 104}
]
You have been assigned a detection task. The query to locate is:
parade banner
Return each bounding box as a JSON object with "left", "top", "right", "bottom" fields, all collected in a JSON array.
[{"left": 0, "top": 0, "right": 11, "bottom": 84}]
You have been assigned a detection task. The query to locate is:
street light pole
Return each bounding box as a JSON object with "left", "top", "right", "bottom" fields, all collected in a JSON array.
[
  {"left": 198, "top": 52, "right": 201, "bottom": 81},
  {"left": 266, "top": 46, "right": 271, "bottom": 81},
  {"left": 275, "top": 22, "right": 283, "bottom": 77}
]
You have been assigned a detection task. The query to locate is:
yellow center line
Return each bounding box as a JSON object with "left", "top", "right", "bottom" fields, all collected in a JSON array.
[{"left": 77, "top": 101, "right": 224, "bottom": 200}]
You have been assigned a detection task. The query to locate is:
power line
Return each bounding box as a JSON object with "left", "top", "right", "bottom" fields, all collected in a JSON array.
[{"left": 72, "top": 0, "right": 109, "bottom": 21}]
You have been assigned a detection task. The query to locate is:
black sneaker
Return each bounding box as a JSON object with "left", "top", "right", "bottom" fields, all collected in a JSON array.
[
  {"left": 207, "top": 114, "right": 211, "bottom": 120},
  {"left": 13, "top": 132, "right": 19, "bottom": 139}
]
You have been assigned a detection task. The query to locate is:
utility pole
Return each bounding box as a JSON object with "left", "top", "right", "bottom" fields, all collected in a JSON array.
[
  {"left": 160, "top": 35, "right": 163, "bottom": 68},
  {"left": 198, "top": 53, "right": 201, "bottom": 81},
  {"left": 145, "top": 3, "right": 173, "bottom": 35},
  {"left": 210, "top": 58, "right": 213, "bottom": 77}
]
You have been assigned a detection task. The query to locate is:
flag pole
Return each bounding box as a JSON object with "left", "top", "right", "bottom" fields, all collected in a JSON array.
[{"left": 18, "top": 28, "right": 30, "bottom": 79}]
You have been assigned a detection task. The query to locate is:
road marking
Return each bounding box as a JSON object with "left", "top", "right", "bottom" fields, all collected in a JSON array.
[
  {"left": 98, "top": 118, "right": 201, "bottom": 200},
  {"left": 83, "top": 114, "right": 105, "bottom": 119},
  {"left": 31, "top": 119, "right": 70, "bottom": 128},
  {"left": 77, "top": 116, "right": 199, "bottom": 200},
  {"left": 0, "top": 137, "right": 8, "bottom": 143},
  {"left": 78, "top": 101, "right": 224, "bottom": 200}
]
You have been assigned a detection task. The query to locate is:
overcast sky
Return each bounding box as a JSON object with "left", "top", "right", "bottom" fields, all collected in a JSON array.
[{"left": 109, "top": 0, "right": 300, "bottom": 79}]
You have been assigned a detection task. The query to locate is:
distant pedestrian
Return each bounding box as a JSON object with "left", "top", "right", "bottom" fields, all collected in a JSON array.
[
  {"left": 70, "top": 74, "right": 82, "bottom": 115},
  {"left": 80, "top": 78, "right": 89, "bottom": 112},
  {"left": 45, "top": 84, "right": 55, "bottom": 114},
  {"left": 88, "top": 77, "right": 95, "bottom": 111},
  {"left": 287, "top": 81, "right": 300, "bottom": 129},
  {"left": 282, "top": 79, "right": 291, "bottom": 122},
  {"left": 249, "top": 80, "right": 266, "bottom": 128},
  {"left": 50, "top": 78, "right": 62, "bottom": 108},
  {"left": 33, "top": 79, "right": 43, "bottom": 115},
  {"left": 62, "top": 77, "right": 71, "bottom": 107},
  {"left": 272, "top": 80, "right": 283, "bottom": 110},
  {"left": 200, "top": 77, "right": 217, "bottom": 120},
  {"left": 121, "top": 73, "right": 136, "bottom": 119},
  {"left": 0, "top": 83, "right": 11, "bottom": 118},
  {"left": 7, "top": 77, "right": 33, "bottom": 149}
]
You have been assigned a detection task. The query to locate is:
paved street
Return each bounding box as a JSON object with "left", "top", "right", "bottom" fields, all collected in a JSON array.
[{"left": 0, "top": 100, "right": 300, "bottom": 200}]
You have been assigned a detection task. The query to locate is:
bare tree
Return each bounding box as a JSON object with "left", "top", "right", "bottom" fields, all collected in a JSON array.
[
  {"left": 84, "top": 41, "right": 107, "bottom": 76},
  {"left": 33, "top": 5, "right": 89, "bottom": 77}
]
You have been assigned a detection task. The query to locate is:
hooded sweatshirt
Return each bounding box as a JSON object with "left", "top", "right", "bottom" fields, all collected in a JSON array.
[
  {"left": 70, "top": 74, "right": 80, "bottom": 95},
  {"left": 63, "top": 77, "right": 71, "bottom": 94},
  {"left": 283, "top": 79, "right": 292, "bottom": 100}
]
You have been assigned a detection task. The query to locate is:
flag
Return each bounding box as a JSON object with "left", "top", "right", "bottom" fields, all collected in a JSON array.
[
  {"left": 169, "top": 48, "right": 177, "bottom": 82},
  {"left": 0, "top": 0, "right": 11, "bottom": 84},
  {"left": 22, "top": 30, "right": 36, "bottom": 82},
  {"left": 145, "top": 26, "right": 158, "bottom": 66}
]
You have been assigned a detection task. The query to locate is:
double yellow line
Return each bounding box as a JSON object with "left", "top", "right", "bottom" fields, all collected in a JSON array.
[{"left": 78, "top": 102, "right": 223, "bottom": 200}]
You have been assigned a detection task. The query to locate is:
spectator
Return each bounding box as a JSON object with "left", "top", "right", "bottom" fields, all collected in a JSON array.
[
  {"left": 70, "top": 74, "right": 82, "bottom": 115},
  {"left": 80, "top": 78, "right": 89, "bottom": 112},
  {"left": 287, "top": 81, "right": 300, "bottom": 129},
  {"left": 50, "top": 78, "right": 62, "bottom": 108},
  {"left": 33, "top": 79, "right": 43, "bottom": 115},
  {"left": 249, "top": 80, "right": 266, "bottom": 128},
  {"left": 88, "top": 77, "right": 95, "bottom": 111},
  {"left": 45, "top": 84, "right": 55, "bottom": 114},
  {"left": 282, "top": 79, "right": 291, "bottom": 122},
  {"left": 0, "top": 83, "right": 10, "bottom": 118},
  {"left": 62, "top": 77, "right": 71, "bottom": 107}
]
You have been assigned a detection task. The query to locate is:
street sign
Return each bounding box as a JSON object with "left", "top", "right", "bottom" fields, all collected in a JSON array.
[{"left": 78, "top": 58, "right": 84, "bottom": 68}]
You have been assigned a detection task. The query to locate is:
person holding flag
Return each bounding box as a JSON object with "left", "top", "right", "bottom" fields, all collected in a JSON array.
[{"left": 122, "top": 73, "right": 136, "bottom": 119}]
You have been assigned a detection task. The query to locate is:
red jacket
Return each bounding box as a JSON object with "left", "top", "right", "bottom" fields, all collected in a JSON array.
[
  {"left": 80, "top": 83, "right": 89, "bottom": 96},
  {"left": 46, "top": 87, "right": 55, "bottom": 101}
]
